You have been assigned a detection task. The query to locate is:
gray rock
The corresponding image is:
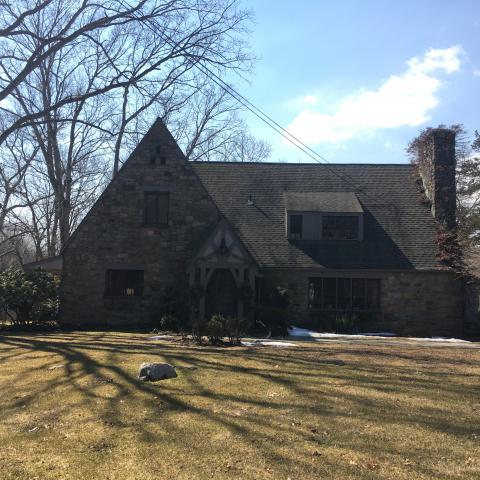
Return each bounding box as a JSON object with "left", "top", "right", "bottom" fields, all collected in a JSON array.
[{"left": 138, "top": 362, "right": 177, "bottom": 382}]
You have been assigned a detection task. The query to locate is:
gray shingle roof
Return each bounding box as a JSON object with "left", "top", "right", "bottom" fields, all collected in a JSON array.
[
  {"left": 192, "top": 162, "right": 442, "bottom": 270},
  {"left": 284, "top": 191, "right": 363, "bottom": 213}
]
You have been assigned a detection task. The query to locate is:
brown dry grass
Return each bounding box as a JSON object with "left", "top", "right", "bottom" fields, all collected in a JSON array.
[{"left": 0, "top": 331, "right": 479, "bottom": 480}]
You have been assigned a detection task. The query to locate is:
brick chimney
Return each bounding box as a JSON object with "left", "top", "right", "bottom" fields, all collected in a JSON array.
[{"left": 417, "top": 128, "right": 457, "bottom": 230}]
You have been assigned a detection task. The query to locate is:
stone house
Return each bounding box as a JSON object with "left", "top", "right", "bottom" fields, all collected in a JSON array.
[{"left": 58, "top": 119, "right": 465, "bottom": 335}]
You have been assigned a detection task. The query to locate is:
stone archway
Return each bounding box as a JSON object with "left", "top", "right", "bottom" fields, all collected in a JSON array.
[{"left": 205, "top": 268, "right": 238, "bottom": 319}]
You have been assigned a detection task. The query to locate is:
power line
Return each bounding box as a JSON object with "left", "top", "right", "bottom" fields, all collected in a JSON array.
[
  {"left": 200, "top": 63, "right": 334, "bottom": 164},
  {"left": 195, "top": 62, "right": 381, "bottom": 198},
  {"left": 150, "top": 25, "right": 387, "bottom": 201}
]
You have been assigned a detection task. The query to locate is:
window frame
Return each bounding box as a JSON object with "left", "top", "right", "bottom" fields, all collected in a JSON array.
[
  {"left": 308, "top": 277, "right": 381, "bottom": 312},
  {"left": 287, "top": 211, "right": 363, "bottom": 241},
  {"left": 143, "top": 191, "right": 169, "bottom": 226},
  {"left": 322, "top": 214, "right": 360, "bottom": 240},
  {"left": 289, "top": 214, "right": 303, "bottom": 240},
  {"left": 105, "top": 269, "right": 144, "bottom": 297}
]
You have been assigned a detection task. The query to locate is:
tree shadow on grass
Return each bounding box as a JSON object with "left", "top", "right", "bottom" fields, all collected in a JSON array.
[{"left": 0, "top": 331, "right": 479, "bottom": 478}]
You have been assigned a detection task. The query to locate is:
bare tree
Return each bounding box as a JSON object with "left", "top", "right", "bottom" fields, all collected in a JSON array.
[
  {"left": 0, "top": 0, "right": 253, "bottom": 147},
  {"left": 174, "top": 81, "right": 243, "bottom": 161},
  {"left": 1, "top": 0, "right": 254, "bottom": 252},
  {"left": 0, "top": 118, "right": 38, "bottom": 253},
  {"left": 457, "top": 130, "right": 480, "bottom": 243},
  {"left": 168, "top": 78, "right": 271, "bottom": 162}
]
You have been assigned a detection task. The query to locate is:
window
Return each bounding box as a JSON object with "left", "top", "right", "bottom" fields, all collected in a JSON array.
[
  {"left": 144, "top": 191, "right": 169, "bottom": 225},
  {"left": 287, "top": 212, "right": 361, "bottom": 241},
  {"left": 308, "top": 277, "right": 380, "bottom": 311},
  {"left": 106, "top": 270, "right": 144, "bottom": 297},
  {"left": 289, "top": 214, "right": 303, "bottom": 239},
  {"left": 322, "top": 215, "right": 359, "bottom": 240}
]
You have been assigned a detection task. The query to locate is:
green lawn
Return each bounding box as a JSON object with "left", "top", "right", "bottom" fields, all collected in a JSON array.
[{"left": 0, "top": 331, "right": 479, "bottom": 479}]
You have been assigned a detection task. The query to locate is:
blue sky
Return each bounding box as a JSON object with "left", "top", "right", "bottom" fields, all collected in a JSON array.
[{"left": 238, "top": 0, "right": 480, "bottom": 164}]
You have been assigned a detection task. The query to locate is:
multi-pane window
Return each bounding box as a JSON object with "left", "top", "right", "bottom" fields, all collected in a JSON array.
[
  {"left": 106, "top": 270, "right": 144, "bottom": 297},
  {"left": 308, "top": 277, "right": 380, "bottom": 311},
  {"left": 287, "top": 212, "right": 361, "bottom": 240},
  {"left": 144, "top": 191, "right": 169, "bottom": 225},
  {"left": 289, "top": 214, "right": 303, "bottom": 239},
  {"left": 322, "top": 215, "right": 359, "bottom": 240}
]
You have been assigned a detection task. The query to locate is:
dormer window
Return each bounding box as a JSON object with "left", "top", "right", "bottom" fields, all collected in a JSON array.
[
  {"left": 285, "top": 191, "right": 363, "bottom": 241},
  {"left": 289, "top": 214, "right": 303, "bottom": 239},
  {"left": 322, "top": 215, "right": 359, "bottom": 240}
]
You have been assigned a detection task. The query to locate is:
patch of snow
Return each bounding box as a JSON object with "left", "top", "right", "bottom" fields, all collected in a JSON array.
[
  {"left": 241, "top": 340, "right": 297, "bottom": 347},
  {"left": 287, "top": 326, "right": 470, "bottom": 343},
  {"left": 147, "top": 335, "right": 175, "bottom": 340},
  {"left": 288, "top": 326, "right": 325, "bottom": 338},
  {"left": 408, "top": 336, "right": 470, "bottom": 343},
  {"left": 359, "top": 332, "right": 397, "bottom": 337},
  {"left": 287, "top": 326, "right": 396, "bottom": 339}
]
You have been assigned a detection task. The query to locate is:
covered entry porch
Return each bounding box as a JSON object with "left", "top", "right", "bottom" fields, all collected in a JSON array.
[{"left": 187, "top": 219, "right": 259, "bottom": 321}]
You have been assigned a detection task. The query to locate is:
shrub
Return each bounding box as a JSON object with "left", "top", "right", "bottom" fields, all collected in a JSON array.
[
  {"left": 307, "top": 311, "right": 375, "bottom": 334},
  {"left": 159, "top": 313, "right": 180, "bottom": 332},
  {"left": 255, "top": 305, "right": 290, "bottom": 337},
  {"left": 206, "top": 314, "right": 225, "bottom": 344},
  {"left": 150, "top": 283, "right": 189, "bottom": 330},
  {"left": 334, "top": 313, "right": 356, "bottom": 333},
  {"left": 224, "top": 316, "right": 247, "bottom": 343},
  {"left": 0, "top": 268, "right": 59, "bottom": 326},
  {"left": 192, "top": 319, "right": 207, "bottom": 343},
  {"left": 32, "top": 297, "right": 60, "bottom": 324}
]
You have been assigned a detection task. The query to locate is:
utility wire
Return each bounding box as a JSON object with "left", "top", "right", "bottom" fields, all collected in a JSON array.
[
  {"left": 150, "top": 25, "right": 388, "bottom": 202},
  {"left": 200, "top": 62, "right": 333, "bottom": 164},
  {"left": 195, "top": 62, "right": 386, "bottom": 200}
]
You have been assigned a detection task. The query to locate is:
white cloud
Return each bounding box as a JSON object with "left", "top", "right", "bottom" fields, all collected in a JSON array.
[
  {"left": 286, "top": 46, "right": 463, "bottom": 145},
  {"left": 302, "top": 95, "right": 317, "bottom": 105},
  {"left": 474, "top": 69, "right": 480, "bottom": 77}
]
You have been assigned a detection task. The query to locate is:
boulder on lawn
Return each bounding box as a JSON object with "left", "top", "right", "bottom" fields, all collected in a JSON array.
[{"left": 138, "top": 362, "right": 177, "bottom": 382}]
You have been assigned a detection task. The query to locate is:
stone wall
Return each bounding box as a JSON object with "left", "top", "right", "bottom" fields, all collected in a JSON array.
[
  {"left": 60, "top": 120, "right": 219, "bottom": 327},
  {"left": 417, "top": 128, "right": 457, "bottom": 229},
  {"left": 261, "top": 268, "right": 464, "bottom": 336}
]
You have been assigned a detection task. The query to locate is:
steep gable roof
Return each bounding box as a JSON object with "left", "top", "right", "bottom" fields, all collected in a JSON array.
[{"left": 192, "top": 162, "right": 442, "bottom": 270}]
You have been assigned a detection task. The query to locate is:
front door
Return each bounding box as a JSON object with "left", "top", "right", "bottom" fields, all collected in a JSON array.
[{"left": 205, "top": 268, "right": 238, "bottom": 319}]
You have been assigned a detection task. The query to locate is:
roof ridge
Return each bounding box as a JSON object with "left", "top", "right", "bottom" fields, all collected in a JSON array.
[{"left": 191, "top": 161, "right": 413, "bottom": 167}]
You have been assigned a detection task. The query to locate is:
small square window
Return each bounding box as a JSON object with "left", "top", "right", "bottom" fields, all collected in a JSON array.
[
  {"left": 289, "top": 214, "right": 303, "bottom": 239},
  {"left": 144, "top": 192, "right": 169, "bottom": 225},
  {"left": 106, "top": 270, "right": 144, "bottom": 297}
]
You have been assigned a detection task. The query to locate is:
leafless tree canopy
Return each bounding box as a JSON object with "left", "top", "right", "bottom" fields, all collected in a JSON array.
[{"left": 0, "top": 0, "right": 271, "bottom": 262}]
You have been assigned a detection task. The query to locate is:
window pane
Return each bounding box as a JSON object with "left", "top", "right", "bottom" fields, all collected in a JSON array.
[
  {"left": 322, "top": 215, "right": 359, "bottom": 240},
  {"left": 351, "top": 278, "right": 365, "bottom": 309},
  {"left": 144, "top": 192, "right": 169, "bottom": 225},
  {"left": 106, "top": 270, "right": 144, "bottom": 296},
  {"left": 308, "top": 278, "right": 380, "bottom": 311},
  {"left": 290, "top": 214, "right": 303, "bottom": 239},
  {"left": 366, "top": 279, "right": 380, "bottom": 310},
  {"left": 144, "top": 192, "right": 158, "bottom": 224},
  {"left": 322, "top": 278, "right": 337, "bottom": 309},
  {"left": 157, "top": 193, "right": 169, "bottom": 224},
  {"left": 337, "top": 278, "right": 351, "bottom": 309}
]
